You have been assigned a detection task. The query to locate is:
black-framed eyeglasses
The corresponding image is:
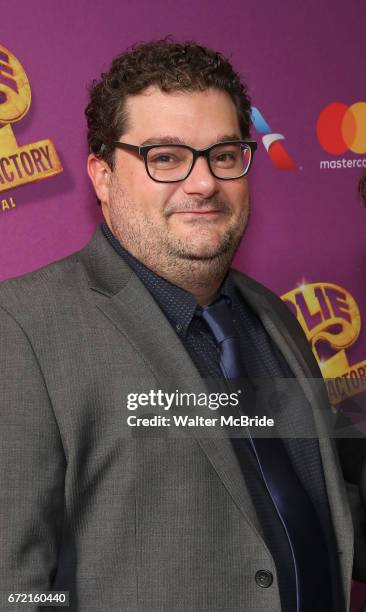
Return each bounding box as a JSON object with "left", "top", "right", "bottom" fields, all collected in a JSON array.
[{"left": 110, "top": 140, "right": 257, "bottom": 183}]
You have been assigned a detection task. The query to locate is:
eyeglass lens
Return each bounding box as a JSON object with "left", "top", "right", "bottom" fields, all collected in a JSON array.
[{"left": 146, "top": 143, "right": 252, "bottom": 181}]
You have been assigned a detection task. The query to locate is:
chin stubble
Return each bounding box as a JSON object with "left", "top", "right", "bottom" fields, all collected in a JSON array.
[{"left": 108, "top": 181, "right": 250, "bottom": 284}]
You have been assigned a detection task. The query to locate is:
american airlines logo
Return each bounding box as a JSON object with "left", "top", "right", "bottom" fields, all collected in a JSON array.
[{"left": 251, "top": 107, "right": 297, "bottom": 170}]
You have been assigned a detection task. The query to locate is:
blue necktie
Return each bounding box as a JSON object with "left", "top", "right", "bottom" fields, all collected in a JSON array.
[
  {"left": 198, "top": 296, "right": 333, "bottom": 612},
  {"left": 198, "top": 296, "right": 246, "bottom": 379}
]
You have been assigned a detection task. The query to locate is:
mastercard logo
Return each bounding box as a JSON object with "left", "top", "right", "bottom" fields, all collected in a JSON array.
[{"left": 317, "top": 102, "right": 366, "bottom": 155}]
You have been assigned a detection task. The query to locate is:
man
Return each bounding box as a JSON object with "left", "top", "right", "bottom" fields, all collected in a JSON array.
[{"left": 0, "top": 40, "right": 352, "bottom": 611}]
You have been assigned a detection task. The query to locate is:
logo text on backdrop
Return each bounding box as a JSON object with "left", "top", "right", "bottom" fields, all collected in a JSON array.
[
  {"left": 317, "top": 102, "right": 366, "bottom": 170},
  {"left": 282, "top": 282, "right": 366, "bottom": 405},
  {"left": 0, "top": 44, "right": 62, "bottom": 193}
]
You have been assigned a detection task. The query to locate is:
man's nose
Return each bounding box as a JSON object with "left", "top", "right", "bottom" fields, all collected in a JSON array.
[{"left": 182, "top": 156, "right": 218, "bottom": 198}]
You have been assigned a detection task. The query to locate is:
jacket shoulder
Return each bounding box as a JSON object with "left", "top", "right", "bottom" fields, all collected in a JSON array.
[
  {"left": 231, "top": 268, "right": 321, "bottom": 377},
  {"left": 0, "top": 244, "right": 88, "bottom": 320},
  {"left": 231, "top": 267, "right": 293, "bottom": 316}
]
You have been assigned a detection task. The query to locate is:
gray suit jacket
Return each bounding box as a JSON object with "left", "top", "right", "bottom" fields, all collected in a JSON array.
[{"left": 0, "top": 227, "right": 353, "bottom": 611}]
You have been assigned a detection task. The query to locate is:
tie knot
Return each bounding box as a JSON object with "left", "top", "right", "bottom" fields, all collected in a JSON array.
[{"left": 197, "top": 296, "right": 237, "bottom": 345}]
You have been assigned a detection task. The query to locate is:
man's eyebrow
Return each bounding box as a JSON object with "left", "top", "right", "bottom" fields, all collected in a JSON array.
[
  {"left": 140, "top": 136, "right": 186, "bottom": 146},
  {"left": 140, "top": 134, "right": 243, "bottom": 147},
  {"left": 215, "top": 134, "right": 243, "bottom": 143}
]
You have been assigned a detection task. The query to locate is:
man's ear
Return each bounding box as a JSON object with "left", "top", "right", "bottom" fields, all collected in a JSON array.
[{"left": 87, "top": 154, "right": 112, "bottom": 205}]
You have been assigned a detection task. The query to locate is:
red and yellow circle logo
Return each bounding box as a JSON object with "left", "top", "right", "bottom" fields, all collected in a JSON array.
[{"left": 317, "top": 102, "right": 366, "bottom": 155}]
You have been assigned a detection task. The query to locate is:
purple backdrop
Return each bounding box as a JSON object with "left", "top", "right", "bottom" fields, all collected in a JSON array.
[
  {"left": 0, "top": 0, "right": 366, "bottom": 396},
  {"left": 2, "top": 0, "right": 365, "bottom": 397},
  {"left": 1, "top": 5, "right": 365, "bottom": 385},
  {"left": 1, "top": 1, "right": 366, "bottom": 607}
]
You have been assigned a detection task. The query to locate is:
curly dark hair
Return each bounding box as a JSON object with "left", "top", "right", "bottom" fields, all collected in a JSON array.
[
  {"left": 85, "top": 39, "right": 252, "bottom": 168},
  {"left": 359, "top": 171, "right": 366, "bottom": 207}
]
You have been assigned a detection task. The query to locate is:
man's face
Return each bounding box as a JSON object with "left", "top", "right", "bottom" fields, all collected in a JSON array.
[{"left": 98, "top": 87, "right": 250, "bottom": 276}]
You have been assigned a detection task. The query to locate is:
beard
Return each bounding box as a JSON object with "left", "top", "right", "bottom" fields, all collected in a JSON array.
[
  {"left": 107, "top": 177, "right": 250, "bottom": 290},
  {"left": 161, "top": 196, "right": 250, "bottom": 262}
]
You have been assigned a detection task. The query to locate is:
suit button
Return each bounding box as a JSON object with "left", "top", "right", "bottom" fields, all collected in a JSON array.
[{"left": 255, "top": 570, "right": 273, "bottom": 588}]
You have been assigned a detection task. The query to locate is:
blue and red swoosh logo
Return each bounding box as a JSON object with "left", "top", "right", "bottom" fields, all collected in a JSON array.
[{"left": 251, "top": 107, "right": 297, "bottom": 170}]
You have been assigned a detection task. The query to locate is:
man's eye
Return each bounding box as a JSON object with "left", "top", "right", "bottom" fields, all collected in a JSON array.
[
  {"left": 212, "top": 151, "right": 238, "bottom": 166},
  {"left": 152, "top": 154, "right": 176, "bottom": 164},
  {"left": 216, "top": 153, "right": 235, "bottom": 161},
  {"left": 153, "top": 155, "right": 174, "bottom": 164}
]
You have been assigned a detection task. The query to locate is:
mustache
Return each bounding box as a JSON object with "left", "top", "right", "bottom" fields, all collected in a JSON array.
[{"left": 164, "top": 199, "right": 232, "bottom": 216}]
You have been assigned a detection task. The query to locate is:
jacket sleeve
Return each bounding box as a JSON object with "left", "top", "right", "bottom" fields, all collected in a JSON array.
[
  {"left": 352, "top": 460, "right": 366, "bottom": 583},
  {"left": 0, "top": 305, "right": 66, "bottom": 609}
]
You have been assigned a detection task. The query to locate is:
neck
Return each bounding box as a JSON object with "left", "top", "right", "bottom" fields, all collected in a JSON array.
[
  {"left": 168, "top": 274, "right": 224, "bottom": 306},
  {"left": 138, "top": 256, "right": 230, "bottom": 306},
  {"left": 103, "top": 220, "right": 234, "bottom": 306}
]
